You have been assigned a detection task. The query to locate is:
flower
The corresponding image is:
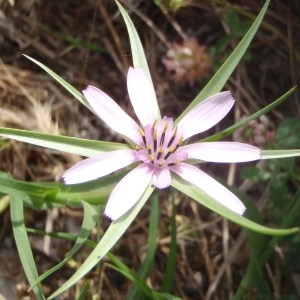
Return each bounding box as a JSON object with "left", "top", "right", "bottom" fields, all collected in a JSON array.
[
  {"left": 162, "top": 37, "right": 211, "bottom": 85},
  {"left": 63, "top": 67, "right": 261, "bottom": 220}
]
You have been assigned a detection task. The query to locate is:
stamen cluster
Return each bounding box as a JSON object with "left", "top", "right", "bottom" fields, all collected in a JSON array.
[{"left": 135, "top": 117, "right": 187, "bottom": 168}]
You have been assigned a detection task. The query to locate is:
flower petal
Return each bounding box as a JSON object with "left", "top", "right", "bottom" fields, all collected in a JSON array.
[
  {"left": 179, "top": 142, "right": 261, "bottom": 162},
  {"left": 153, "top": 167, "right": 172, "bottom": 189},
  {"left": 127, "top": 67, "right": 160, "bottom": 126},
  {"left": 178, "top": 91, "right": 235, "bottom": 140},
  {"left": 83, "top": 85, "right": 141, "bottom": 144},
  {"left": 171, "top": 163, "right": 246, "bottom": 214},
  {"left": 105, "top": 163, "right": 153, "bottom": 220},
  {"left": 63, "top": 149, "right": 137, "bottom": 184}
]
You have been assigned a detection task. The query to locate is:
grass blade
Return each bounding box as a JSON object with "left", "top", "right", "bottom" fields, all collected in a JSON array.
[
  {"left": 172, "top": 176, "right": 298, "bottom": 236},
  {"left": 10, "top": 192, "right": 45, "bottom": 299},
  {"left": 48, "top": 186, "right": 154, "bottom": 299},
  {"left": 201, "top": 86, "right": 296, "bottom": 142},
  {"left": 161, "top": 198, "right": 177, "bottom": 293},
  {"left": 24, "top": 55, "right": 91, "bottom": 110},
  {"left": 176, "top": 0, "right": 271, "bottom": 124},
  {"left": 0, "top": 127, "right": 128, "bottom": 157},
  {"left": 128, "top": 195, "right": 159, "bottom": 299},
  {"left": 31, "top": 201, "right": 99, "bottom": 287}
]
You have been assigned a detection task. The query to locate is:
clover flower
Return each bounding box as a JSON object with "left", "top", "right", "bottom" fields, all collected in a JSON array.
[
  {"left": 163, "top": 38, "right": 211, "bottom": 85},
  {"left": 63, "top": 67, "right": 261, "bottom": 220}
]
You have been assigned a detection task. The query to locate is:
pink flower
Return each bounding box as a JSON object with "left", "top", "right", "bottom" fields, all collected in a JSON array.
[
  {"left": 163, "top": 38, "right": 211, "bottom": 85},
  {"left": 63, "top": 67, "right": 261, "bottom": 220}
]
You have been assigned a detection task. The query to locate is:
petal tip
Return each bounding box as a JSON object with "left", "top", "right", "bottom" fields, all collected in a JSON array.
[
  {"left": 104, "top": 206, "right": 124, "bottom": 221},
  {"left": 82, "top": 85, "right": 95, "bottom": 93},
  {"left": 233, "top": 203, "right": 246, "bottom": 215},
  {"left": 104, "top": 210, "right": 115, "bottom": 221}
]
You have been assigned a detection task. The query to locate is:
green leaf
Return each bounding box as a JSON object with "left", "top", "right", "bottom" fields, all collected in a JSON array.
[
  {"left": 23, "top": 55, "right": 91, "bottom": 110},
  {"left": 128, "top": 195, "right": 159, "bottom": 299},
  {"left": 48, "top": 186, "right": 154, "bottom": 299},
  {"left": 240, "top": 166, "right": 271, "bottom": 182},
  {"left": 172, "top": 176, "right": 298, "bottom": 236},
  {"left": 107, "top": 254, "right": 155, "bottom": 299},
  {"left": 0, "top": 171, "right": 126, "bottom": 209},
  {"left": 115, "top": 1, "right": 150, "bottom": 77},
  {"left": 31, "top": 202, "right": 99, "bottom": 287},
  {"left": 176, "top": 0, "right": 271, "bottom": 124},
  {"left": 261, "top": 149, "right": 300, "bottom": 160},
  {"left": 275, "top": 118, "right": 300, "bottom": 148},
  {"left": 201, "top": 85, "right": 296, "bottom": 142},
  {"left": 116, "top": 0, "right": 161, "bottom": 120},
  {"left": 161, "top": 198, "right": 177, "bottom": 293},
  {"left": 10, "top": 193, "right": 45, "bottom": 299},
  {"left": 0, "top": 127, "right": 128, "bottom": 157}
]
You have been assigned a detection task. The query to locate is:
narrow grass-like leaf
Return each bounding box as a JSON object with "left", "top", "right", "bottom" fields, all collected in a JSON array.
[
  {"left": 128, "top": 195, "right": 159, "bottom": 300},
  {"left": 31, "top": 201, "right": 99, "bottom": 287},
  {"left": 176, "top": 0, "right": 271, "bottom": 124},
  {"left": 0, "top": 127, "right": 128, "bottom": 157},
  {"left": 10, "top": 192, "right": 45, "bottom": 299},
  {"left": 161, "top": 198, "right": 177, "bottom": 293},
  {"left": 26, "top": 228, "right": 97, "bottom": 249},
  {"left": 261, "top": 149, "right": 300, "bottom": 159},
  {"left": 107, "top": 254, "right": 154, "bottom": 299},
  {"left": 201, "top": 86, "right": 296, "bottom": 142},
  {"left": 116, "top": 1, "right": 150, "bottom": 77},
  {"left": 116, "top": 1, "right": 161, "bottom": 120},
  {"left": 77, "top": 281, "right": 90, "bottom": 300},
  {"left": 109, "top": 252, "right": 182, "bottom": 300},
  {"left": 23, "top": 55, "right": 91, "bottom": 110},
  {"left": 172, "top": 176, "right": 298, "bottom": 236},
  {"left": 0, "top": 171, "right": 126, "bottom": 209},
  {"left": 48, "top": 186, "right": 154, "bottom": 299}
]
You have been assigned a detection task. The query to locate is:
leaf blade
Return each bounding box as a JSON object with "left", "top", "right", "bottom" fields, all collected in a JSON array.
[
  {"left": 172, "top": 176, "right": 298, "bottom": 236},
  {"left": 0, "top": 127, "right": 128, "bottom": 157},
  {"left": 175, "top": 0, "right": 271, "bottom": 124}
]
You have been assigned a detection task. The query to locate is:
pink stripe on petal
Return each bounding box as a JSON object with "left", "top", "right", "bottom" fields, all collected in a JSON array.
[
  {"left": 127, "top": 67, "right": 160, "bottom": 126},
  {"left": 180, "top": 142, "right": 261, "bottom": 162},
  {"left": 83, "top": 86, "right": 141, "bottom": 144},
  {"left": 105, "top": 163, "right": 153, "bottom": 220},
  {"left": 153, "top": 167, "right": 172, "bottom": 189},
  {"left": 178, "top": 91, "right": 234, "bottom": 140},
  {"left": 63, "top": 149, "right": 137, "bottom": 184},
  {"left": 171, "top": 163, "right": 246, "bottom": 215}
]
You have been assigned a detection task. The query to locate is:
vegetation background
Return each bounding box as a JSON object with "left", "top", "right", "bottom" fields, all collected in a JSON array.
[{"left": 0, "top": 0, "right": 299, "bottom": 299}]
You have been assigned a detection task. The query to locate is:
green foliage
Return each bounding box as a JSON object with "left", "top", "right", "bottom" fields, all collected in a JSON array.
[
  {"left": 275, "top": 118, "right": 300, "bottom": 148},
  {"left": 210, "top": 9, "right": 252, "bottom": 70},
  {"left": 236, "top": 117, "right": 300, "bottom": 298}
]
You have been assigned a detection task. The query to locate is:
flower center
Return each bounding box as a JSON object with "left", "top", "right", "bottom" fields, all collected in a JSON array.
[{"left": 135, "top": 117, "right": 186, "bottom": 168}]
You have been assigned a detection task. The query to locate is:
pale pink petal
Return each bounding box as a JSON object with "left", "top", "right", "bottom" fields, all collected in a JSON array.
[
  {"left": 171, "top": 163, "right": 246, "bottom": 214},
  {"left": 179, "top": 142, "right": 261, "bottom": 162},
  {"left": 178, "top": 91, "right": 235, "bottom": 140},
  {"left": 83, "top": 86, "right": 141, "bottom": 144},
  {"left": 105, "top": 163, "right": 153, "bottom": 220},
  {"left": 153, "top": 167, "right": 172, "bottom": 189},
  {"left": 127, "top": 67, "right": 160, "bottom": 126},
  {"left": 63, "top": 149, "right": 137, "bottom": 184}
]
